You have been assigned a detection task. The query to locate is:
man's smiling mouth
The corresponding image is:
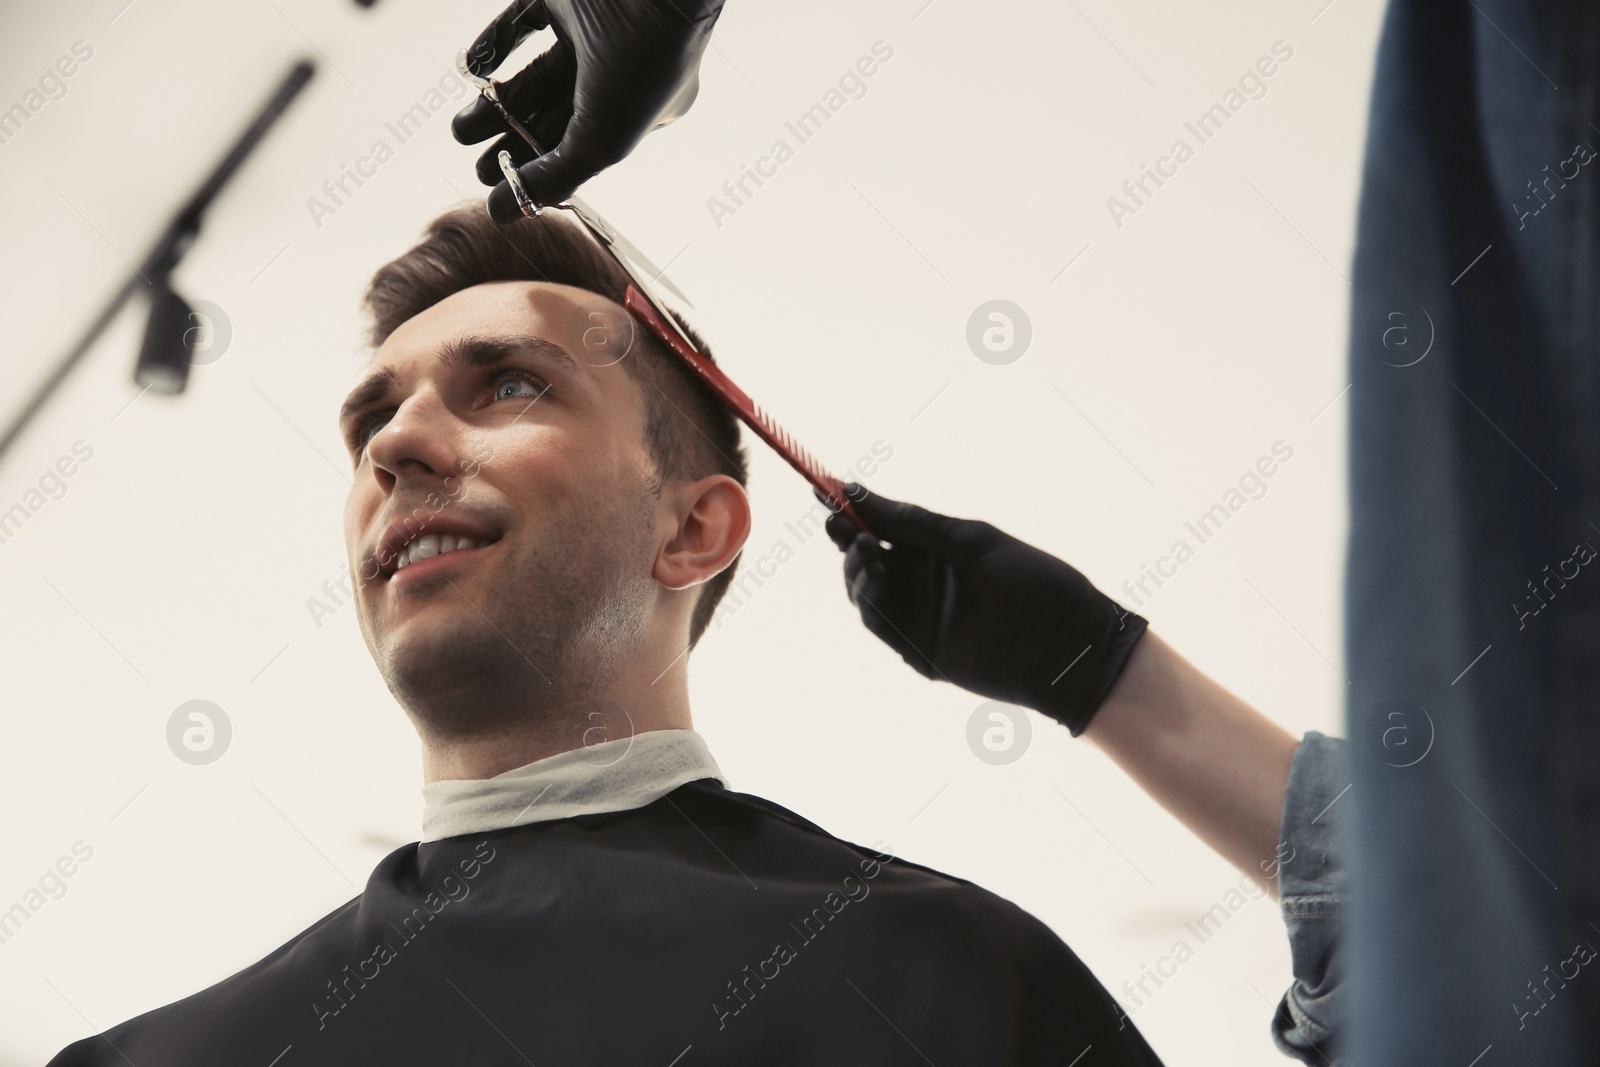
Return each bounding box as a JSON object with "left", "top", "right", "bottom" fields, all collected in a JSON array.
[
  {"left": 374, "top": 516, "right": 504, "bottom": 580},
  {"left": 393, "top": 533, "right": 496, "bottom": 572}
]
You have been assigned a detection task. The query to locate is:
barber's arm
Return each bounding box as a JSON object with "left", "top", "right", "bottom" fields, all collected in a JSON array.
[
  {"left": 454, "top": 0, "right": 727, "bottom": 221},
  {"left": 816, "top": 482, "right": 1295, "bottom": 893},
  {"left": 1085, "top": 632, "right": 1297, "bottom": 890}
]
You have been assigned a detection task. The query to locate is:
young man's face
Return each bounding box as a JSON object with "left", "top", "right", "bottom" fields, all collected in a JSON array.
[{"left": 339, "top": 278, "right": 663, "bottom": 735}]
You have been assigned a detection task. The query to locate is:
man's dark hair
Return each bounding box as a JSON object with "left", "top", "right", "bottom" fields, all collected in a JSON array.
[{"left": 362, "top": 202, "right": 748, "bottom": 650}]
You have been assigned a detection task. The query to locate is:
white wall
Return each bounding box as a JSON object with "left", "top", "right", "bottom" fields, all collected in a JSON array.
[{"left": 0, "top": 0, "right": 1382, "bottom": 1062}]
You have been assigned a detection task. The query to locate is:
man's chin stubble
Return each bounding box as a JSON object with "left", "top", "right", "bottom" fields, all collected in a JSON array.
[
  {"left": 374, "top": 561, "right": 644, "bottom": 742},
  {"left": 379, "top": 615, "right": 563, "bottom": 740}
]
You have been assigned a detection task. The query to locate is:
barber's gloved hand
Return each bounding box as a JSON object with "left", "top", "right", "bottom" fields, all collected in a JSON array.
[
  {"left": 816, "top": 483, "right": 1148, "bottom": 736},
  {"left": 453, "top": 0, "right": 726, "bottom": 222}
]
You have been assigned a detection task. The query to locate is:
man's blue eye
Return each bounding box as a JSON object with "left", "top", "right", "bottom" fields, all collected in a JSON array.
[
  {"left": 495, "top": 372, "right": 548, "bottom": 401},
  {"left": 496, "top": 378, "right": 539, "bottom": 400}
]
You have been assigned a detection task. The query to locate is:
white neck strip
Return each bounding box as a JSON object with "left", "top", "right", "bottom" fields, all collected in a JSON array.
[{"left": 420, "top": 728, "right": 727, "bottom": 843}]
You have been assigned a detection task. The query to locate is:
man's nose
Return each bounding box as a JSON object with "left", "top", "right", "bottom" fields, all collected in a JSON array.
[{"left": 365, "top": 387, "right": 464, "bottom": 491}]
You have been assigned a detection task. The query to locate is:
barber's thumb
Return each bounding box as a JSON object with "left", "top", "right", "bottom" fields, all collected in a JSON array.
[{"left": 841, "top": 483, "right": 954, "bottom": 548}]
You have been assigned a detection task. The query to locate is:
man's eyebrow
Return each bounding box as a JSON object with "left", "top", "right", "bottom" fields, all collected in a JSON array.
[
  {"left": 439, "top": 333, "right": 581, "bottom": 377},
  {"left": 338, "top": 334, "right": 581, "bottom": 431},
  {"left": 338, "top": 366, "right": 398, "bottom": 431}
]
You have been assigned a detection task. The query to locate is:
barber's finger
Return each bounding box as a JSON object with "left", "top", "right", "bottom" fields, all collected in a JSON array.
[
  {"left": 453, "top": 37, "right": 577, "bottom": 146},
  {"left": 836, "top": 541, "right": 937, "bottom": 679},
  {"left": 823, "top": 510, "right": 859, "bottom": 550},
  {"left": 847, "top": 565, "right": 871, "bottom": 608},
  {"left": 850, "top": 542, "right": 893, "bottom": 601},
  {"left": 475, "top": 135, "right": 535, "bottom": 186},
  {"left": 491, "top": 37, "right": 577, "bottom": 118},
  {"left": 842, "top": 531, "right": 888, "bottom": 592},
  {"left": 851, "top": 559, "right": 887, "bottom": 617},
  {"left": 452, "top": 95, "right": 504, "bottom": 147},
  {"left": 473, "top": 103, "right": 573, "bottom": 185},
  {"left": 842, "top": 482, "right": 960, "bottom": 550},
  {"left": 853, "top": 531, "right": 889, "bottom": 566},
  {"left": 815, "top": 485, "right": 860, "bottom": 549},
  {"left": 842, "top": 543, "right": 869, "bottom": 606},
  {"left": 892, "top": 640, "right": 938, "bottom": 680},
  {"left": 464, "top": 0, "right": 550, "bottom": 77}
]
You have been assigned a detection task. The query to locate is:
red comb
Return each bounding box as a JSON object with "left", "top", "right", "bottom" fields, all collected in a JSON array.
[{"left": 622, "top": 286, "right": 871, "bottom": 536}]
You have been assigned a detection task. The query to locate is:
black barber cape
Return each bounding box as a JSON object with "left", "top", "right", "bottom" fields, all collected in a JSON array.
[{"left": 48, "top": 780, "right": 1165, "bottom": 1065}]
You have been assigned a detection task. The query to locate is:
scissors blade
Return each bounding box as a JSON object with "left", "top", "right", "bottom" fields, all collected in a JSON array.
[{"left": 566, "top": 197, "right": 693, "bottom": 308}]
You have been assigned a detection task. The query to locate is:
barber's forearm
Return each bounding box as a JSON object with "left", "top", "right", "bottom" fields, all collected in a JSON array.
[{"left": 1081, "top": 630, "right": 1297, "bottom": 897}]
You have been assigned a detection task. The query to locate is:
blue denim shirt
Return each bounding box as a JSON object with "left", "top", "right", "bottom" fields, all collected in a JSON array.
[
  {"left": 1272, "top": 732, "right": 1349, "bottom": 1065},
  {"left": 1339, "top": 0, "right": 1600, "bottom": 1058}
]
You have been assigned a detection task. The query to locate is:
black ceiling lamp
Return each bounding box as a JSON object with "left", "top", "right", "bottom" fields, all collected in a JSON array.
[
  {"left": 0, "top": 59, "right": 316, "bottom": 462},
  {"left": 134, "top": 282, "right": 200, "bottom": 395}
]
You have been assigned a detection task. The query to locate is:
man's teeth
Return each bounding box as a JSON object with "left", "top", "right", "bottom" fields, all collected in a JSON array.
[{"left": 394, "top": 534, "right": 492, "bottom": 571}]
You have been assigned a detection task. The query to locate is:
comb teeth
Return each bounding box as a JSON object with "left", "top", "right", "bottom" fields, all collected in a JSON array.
[
  {"left": 755, "top": 404, "right": 820, "bottom": 478},
  {"left": 745, "top": 391, "right": 857, "bottom": 520}
]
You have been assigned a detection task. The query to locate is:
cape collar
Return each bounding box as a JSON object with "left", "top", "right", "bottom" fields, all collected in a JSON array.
[{"left": 420, "top": 728, "right": 727, "bottom": 843}]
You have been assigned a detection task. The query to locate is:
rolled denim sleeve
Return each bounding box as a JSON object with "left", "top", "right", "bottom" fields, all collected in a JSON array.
[{"left": 1270, "top": 731, "right": 1350, "bottom": 1065}]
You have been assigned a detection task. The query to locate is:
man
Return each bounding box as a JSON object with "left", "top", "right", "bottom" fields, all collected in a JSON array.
[{"left": 47, "top": 203, "right": 1165, "bottom": 1064}]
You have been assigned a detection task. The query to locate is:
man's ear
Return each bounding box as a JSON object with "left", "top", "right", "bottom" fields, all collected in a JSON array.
[{"left": 654, "top": 474, "right": 751, "bottom": 591}]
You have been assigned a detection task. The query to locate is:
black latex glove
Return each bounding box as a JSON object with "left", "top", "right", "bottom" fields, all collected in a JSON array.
[
  {"left": 453, "top": 0, "right": 726, "bottom": 222},
  {"left": 816, "top": 483, "right": 1149, "bottom": 736}
]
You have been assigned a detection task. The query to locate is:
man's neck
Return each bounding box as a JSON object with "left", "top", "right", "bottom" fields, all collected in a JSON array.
[{"left": 416, "top": 661, "right": 694, "bottom": 784}]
